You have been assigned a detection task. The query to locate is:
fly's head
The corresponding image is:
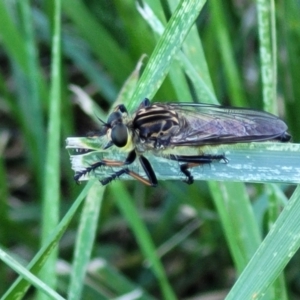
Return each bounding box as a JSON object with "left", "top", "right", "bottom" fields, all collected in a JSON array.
[{"left": 102, "top": 104, "right": 134, "bottom": 152}]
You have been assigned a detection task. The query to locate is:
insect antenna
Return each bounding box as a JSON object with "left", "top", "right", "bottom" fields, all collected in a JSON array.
[
  {"left": 86, "top": 113, "right": 110, "bottom": 137},
  {"left": 96, "top": 116, "right": 109, "bottom": 127}
]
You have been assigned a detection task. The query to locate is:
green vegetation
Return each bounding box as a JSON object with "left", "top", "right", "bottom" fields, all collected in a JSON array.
[{"left": 1, "top": 0, "right": 300, "bottom": 299}]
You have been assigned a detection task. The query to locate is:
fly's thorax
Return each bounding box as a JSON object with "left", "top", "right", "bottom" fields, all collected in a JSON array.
[{"left": 132, "top": 104, "right": 185, "bottom": 149}]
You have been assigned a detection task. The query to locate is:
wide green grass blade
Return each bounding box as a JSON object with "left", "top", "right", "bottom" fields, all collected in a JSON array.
[{"left": 67, "top": 140, "right": 300, "bottom": 184}]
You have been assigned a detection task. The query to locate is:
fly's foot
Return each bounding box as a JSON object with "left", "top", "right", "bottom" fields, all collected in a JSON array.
[
  {"left": 74, "top": 171, "right": 86, "bottom": 183},
  {"left": 74, "top": 161, "right": 105, "bottom": 183},
  {"left": 219, "top": 154, "right": 228, "bottom": 164},
  {"left": 180, "top": 163, "right": 194, "bottom": 185}
]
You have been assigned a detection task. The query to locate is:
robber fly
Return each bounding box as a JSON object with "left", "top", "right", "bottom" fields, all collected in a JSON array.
[{"left": 74, "top": 98, "right": 291, "bottom": 187}]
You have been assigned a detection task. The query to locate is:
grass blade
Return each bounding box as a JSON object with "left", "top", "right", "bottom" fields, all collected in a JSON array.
[
  {"left": 67, "top": 139, "right": 300, "bottom": 184},
  {"left": 39, "top": 0, "right": 62, "bottom": 296},
  {"left": 130, "top": 0, "right": 207, "bottom": 110},
  {"left": 226, "top": 186, "right": 300, "bottom": 299},
  {"left": 67, "top": 184, "right": 104, "bottom": 300}
]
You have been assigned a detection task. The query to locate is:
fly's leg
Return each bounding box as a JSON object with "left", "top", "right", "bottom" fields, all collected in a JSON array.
[
  {"left": 137, "top": 98, "right": 151, "bottom": 110},
  {"left": 74, "top": 150, "right": 136, "bottom": 183},
  {"left": 75, "top": 150, "right": 157, "bottom": 187},
  {"left": 100, "top": 168, "right": 130, "bottom": 185},
  {"left": 168, "top": 154, "right": 227, "bottom": 184},
  {"left": 168, "top": 154, "right": 227, "bottom": 164},
  {"left": 101, "top": 166, "right": 157, "bottom": 186},
  {"left": 138, "top": 155, "right": 157, "bottom": 186},
  {"left": 101, "top": 155, "right": 157, "bottom": 187},
  {"left": 74, "top": 161, "right": 105, "bottom": 183},
  {"left": 180, "top": 163, "right": 198, "bottom": 184}
]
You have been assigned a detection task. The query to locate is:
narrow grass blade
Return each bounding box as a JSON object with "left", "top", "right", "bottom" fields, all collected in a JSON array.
[
  {"left": 257, "top": 1, "right": 288, "bottom": 296},
  {"left": 39, "top": 0, "right": 62, "bottom": 295},
  {"left": 67, "top": 184, "right": 105, "bottom": 300},
  {"left": 226, "top": 185, "right": 300, "bottom": 299},
  {"left": 18, "top": 0, "right": 46, "bottom": 187},
  {"left": 137, "top": 2, "right": 216, "bottom": 103},
  {"left": 0, "top": 248, "right": 64, "bottom": 300},
  {"left": 130, "top": 0, "right": 206, "bottom": 110},
  {"left": 257, "top": 0, "right": 277, "bottom": 114}
]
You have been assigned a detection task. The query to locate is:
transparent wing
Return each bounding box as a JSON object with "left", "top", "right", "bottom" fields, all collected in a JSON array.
[{"left": 157, "top": 102, "right": 290, "bottom": 146}]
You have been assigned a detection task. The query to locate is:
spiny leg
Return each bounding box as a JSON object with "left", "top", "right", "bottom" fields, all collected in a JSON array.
[
  {"left": 74, "top": 150, "right": 136, "bottom": 183},
  {"left": 75, "top": 149, "right": 157, "bottom": 186},
  {"left": 100, "top": 167, "right": 157, "bottom": 187},
  {"left": 100, "top": 168, "right": 130, "bottom": 185},
  {"left": 74, "top": 161, "right": 105, "bottom": 183},
  {"left": 101, "top": 155, "right": 157, "bottom": 187},
  {"left": 168, "top": 154, "right": 227, "bottom": 164}
]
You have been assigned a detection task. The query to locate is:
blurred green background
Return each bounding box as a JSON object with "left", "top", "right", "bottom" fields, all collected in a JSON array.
[{"left": 1, "top": 0, "right": 300, "bottom": 299}]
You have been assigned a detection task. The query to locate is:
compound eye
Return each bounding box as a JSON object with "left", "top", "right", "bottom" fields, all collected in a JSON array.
[{"left": 111, "top": 124, "right": 128, "bottom": 147}]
